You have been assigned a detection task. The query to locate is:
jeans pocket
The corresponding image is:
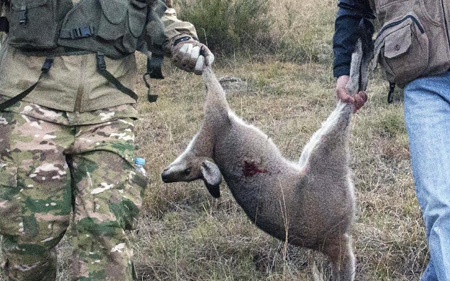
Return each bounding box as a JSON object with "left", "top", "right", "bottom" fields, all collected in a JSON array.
[{"left": 0, "top": 164, "right": 22, "bottom": 236}]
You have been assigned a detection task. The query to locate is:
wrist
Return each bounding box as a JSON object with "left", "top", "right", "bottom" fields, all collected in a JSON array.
[
  {"left": 173, "top": 36, "right": 192, "bottom": 47},
  {"left": 172, "top": 35, "right": 198, "bottom": 47},
  {"left": 336, "top": 75, "right": 350, "bottom": 88}
]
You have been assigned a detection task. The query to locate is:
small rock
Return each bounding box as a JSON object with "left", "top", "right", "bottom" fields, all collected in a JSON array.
[{"left": 219, "top": 76, "right": 248, "bottom": 93}]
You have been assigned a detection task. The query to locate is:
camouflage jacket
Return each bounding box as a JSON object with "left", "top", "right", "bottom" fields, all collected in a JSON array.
[{"left": 0, "top": 5, "right": 198, "bottom": 112}]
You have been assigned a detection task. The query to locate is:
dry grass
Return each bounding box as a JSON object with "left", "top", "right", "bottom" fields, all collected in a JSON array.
[
  {"left": 266, "top": 0, "right": 337, "bottom": 63},
  {"left": 126, "top": 56, "right": 427, "bottom": 281},
  {"left": 0, "top": 0, "right": 428, "bottom": 280}
]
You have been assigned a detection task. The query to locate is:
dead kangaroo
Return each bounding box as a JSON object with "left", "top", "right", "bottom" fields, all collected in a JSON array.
[{"left": 161, "top": 28, "right": 372, "bottom": 280}]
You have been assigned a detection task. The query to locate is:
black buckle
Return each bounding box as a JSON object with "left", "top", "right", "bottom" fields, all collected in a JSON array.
[
  {"left": 41, "top": 58, "right": 54, "bottom": 73},
  {"left": 96, "top": 53, "right": 107, "bottom": 71},
  {"left": 72, "top": 26, "right": 94, "bottom": 39},
  {"left": 19, "top": 5, "right": 27, "bottom": 25}
]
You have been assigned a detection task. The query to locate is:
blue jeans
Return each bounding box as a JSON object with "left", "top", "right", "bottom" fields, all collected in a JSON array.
[{"left": 404, "top": 71, "right": 450, "bottom": 281}]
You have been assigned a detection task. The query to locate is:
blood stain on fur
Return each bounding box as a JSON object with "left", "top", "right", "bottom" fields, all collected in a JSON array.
[{"left": 243, "top": 161, "right": 269, "bottom": 177}]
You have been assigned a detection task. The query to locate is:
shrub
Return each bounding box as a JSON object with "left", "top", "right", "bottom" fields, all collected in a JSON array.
[
  {"left": 176, "top": 0, "right": 272, "bottom": 54},
  {"left": 175, "top": 0, "right": 336, "bottom": 63}
]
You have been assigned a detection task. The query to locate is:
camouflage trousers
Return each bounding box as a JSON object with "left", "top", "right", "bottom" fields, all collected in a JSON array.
[{"left": 0, "top": 100, "right": 147, "bottom": 280}]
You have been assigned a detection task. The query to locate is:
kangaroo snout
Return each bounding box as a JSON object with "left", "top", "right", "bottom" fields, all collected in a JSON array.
[{"left": 161, "top": 169, "right": 171, "bottom": 183}]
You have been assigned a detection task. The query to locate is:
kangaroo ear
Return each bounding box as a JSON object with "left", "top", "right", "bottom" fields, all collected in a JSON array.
[{"left": 201, "top": 160, "right": 222, "bottom": 198}]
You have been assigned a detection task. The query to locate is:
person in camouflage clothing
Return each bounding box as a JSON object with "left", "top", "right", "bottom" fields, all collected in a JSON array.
[
  {"left": 0, "top": 0, "right": 214, "bottom": 280},
  {"left": 0, "top": 101, "right": 143, "bottom": 280}
]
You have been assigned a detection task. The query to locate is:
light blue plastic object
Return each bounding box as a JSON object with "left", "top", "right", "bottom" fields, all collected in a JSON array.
[
  {"left": 135, "top": 157, "right": 146, "bottom": 165},
  {"left": 135, "top": 157, "right": 147, "bottom": 176}
]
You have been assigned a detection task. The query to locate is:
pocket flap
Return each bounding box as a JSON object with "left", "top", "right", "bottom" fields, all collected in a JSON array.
[
  {"left": 99, "top": 0, "right": 128, "bottom": 25},
  {"left": 384, "top": 24, "right": 412, "bottom": 59},
  {"left": 11, "top": 0, "right": 48, "bottom": 10},
  {"left": 128, "top": 4, "right": 148, "bottom": 37}
]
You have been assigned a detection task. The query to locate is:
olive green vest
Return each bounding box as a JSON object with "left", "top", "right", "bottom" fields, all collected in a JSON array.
[
  {"left": 370, "top": 0, "right": 450, "bottom": 87},
  {"left": 4, "top": 0, "right": 166, "bottom": 59}
]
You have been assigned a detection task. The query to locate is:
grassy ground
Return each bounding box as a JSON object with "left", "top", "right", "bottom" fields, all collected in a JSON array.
[
  {"left": 123, "top": 55, "right": 427, "bottom": 281},
  {"left": 1, "top": 0, "right": 429, "bottom": 280}
]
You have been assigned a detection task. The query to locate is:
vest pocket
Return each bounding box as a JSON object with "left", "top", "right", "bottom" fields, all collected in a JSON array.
[
  {"left": 97, "top": 0, "right": 147, "bottom": 55},
  {"left": 373, "top": 13, "right": 429, "bottom": 87},
  {"left": 97, "top": 0, "right": 128, "bottom": 41},
  {"left": 125, "top": 0, "right": 147, "bottom": 52},
  {"left": 8, "top": 0, "right": 58, "bottom": 50}
]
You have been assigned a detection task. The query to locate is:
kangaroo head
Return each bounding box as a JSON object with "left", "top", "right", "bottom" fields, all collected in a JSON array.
[{"left": 161, "top": 153, "right": 222, "bottom": 198}]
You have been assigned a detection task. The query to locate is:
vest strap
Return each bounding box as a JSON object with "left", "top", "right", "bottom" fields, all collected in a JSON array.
[
  {"left": 147, "top": 54, "right": 164, "bottom": 79},
  {"left": 141, "top": 53, "right": 165, "bottom": 103},
  {"left": 0, "top": 17, "right": 8, "bottom": 33},
  {"left": 0, "top": 57, "right": 54, "bottom": 111},
  {"left": 387, "top": 82, "right": 396, "bottom": 104},
  {"left": 96, "top": 52, "right": 138, "bottom": 101}
]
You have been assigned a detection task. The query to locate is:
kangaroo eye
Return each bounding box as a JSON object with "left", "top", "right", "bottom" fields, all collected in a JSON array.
[{"left": 184, "top": 168, "right": 191, "bottom": 175}]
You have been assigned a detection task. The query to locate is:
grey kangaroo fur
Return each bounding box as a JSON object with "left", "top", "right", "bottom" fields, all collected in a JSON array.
[{"left": 162, "top": 28, "right": 373, "bottom": 281}]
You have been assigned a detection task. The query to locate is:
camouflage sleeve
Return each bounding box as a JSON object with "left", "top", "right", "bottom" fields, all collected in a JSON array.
[{"left": 162, "top": 7, "right": 199, "bottom": 45}]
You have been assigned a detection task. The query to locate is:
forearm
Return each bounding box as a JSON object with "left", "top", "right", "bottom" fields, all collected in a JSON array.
[
  {"left": 333, "top": 0, "right": 374, "bottom": 78},
  {"left": 161, "top": 4, "right": 214, "bottom": 75},
  {"left": 162, "top": 7, "right": 198, "bottom": 45}
]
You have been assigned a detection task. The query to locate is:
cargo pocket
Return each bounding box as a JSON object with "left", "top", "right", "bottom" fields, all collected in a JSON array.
[
  {"left": 110, "top": 168, "right": 148, "bottom": 231},
  {"left": 0, "top": 164, "right": 22, "bottom": 236},
  {"left": 373, "top": 13, "right": 429, "bottom": 87},
  {"left": 8, "top": 0, "right": 58, "bottom": 50},
  {"left": 97, "top": 0, "right": 148, "bottom": 54}
]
